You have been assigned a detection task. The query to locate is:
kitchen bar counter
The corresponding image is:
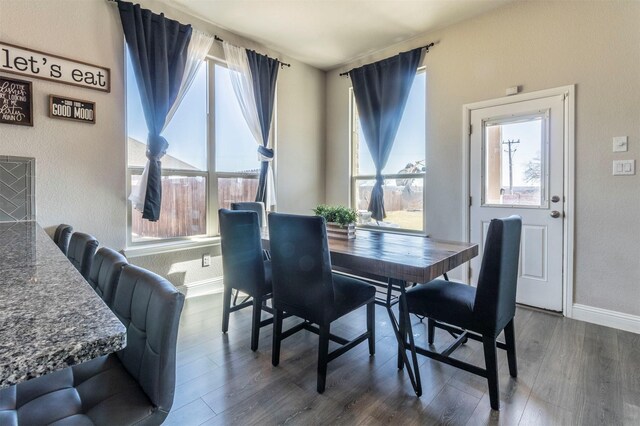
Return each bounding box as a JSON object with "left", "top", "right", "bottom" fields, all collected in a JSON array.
[{"left": 0, "top": 221, "right": 126, "bottom": 388}]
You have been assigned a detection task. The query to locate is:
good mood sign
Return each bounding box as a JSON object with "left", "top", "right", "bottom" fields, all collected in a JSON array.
[
  {"left": 50, "top": 95, "right": 95, "bottom": 124},
  {"left": 1, "top": 41, "right": 110, "bottom": 92}
]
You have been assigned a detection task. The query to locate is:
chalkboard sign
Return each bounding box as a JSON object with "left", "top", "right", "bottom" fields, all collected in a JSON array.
[
  {"left": 0, "top": 76, "right": 32, "bottom": 126},
  {"left": 49, "top": 95, "right": 95, "bottom": 124}
]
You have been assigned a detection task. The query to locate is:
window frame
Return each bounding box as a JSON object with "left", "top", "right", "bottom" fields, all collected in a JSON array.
[
  {"left": 349, "top": 67, "right": 427, "bottom": 236},
  {"left": 125, "top": 56, "right": 266, "bottom": 248}
]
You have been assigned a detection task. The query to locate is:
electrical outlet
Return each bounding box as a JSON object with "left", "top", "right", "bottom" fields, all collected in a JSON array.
[{"left": 202, "top": 254, "right": 211, "bottom": 267}]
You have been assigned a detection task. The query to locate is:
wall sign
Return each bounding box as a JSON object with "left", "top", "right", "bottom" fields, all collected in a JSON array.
[
  {"left": 0, "top": 76, "right": 33, "bottom": 126},
  {"left": 49, "top": 95, "right": 95, "bottom": 124},
  {"left": 0, "top": 41, "right": 110, "bottom": 93}
]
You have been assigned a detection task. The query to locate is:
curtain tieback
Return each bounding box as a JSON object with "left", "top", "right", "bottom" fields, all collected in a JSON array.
[
  {"left": 257, "top": 145, "right": 274, "bottom": 162},
  {"left": 146, "top": 133, "right": 169, "bottom": 161},
  {"left": 374, "top": 173, "right": 384, "bottom": 186}
]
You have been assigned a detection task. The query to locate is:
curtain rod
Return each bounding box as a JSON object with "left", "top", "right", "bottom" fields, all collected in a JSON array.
[
  {"left": 107, "top": 0, "right": 290, "bottom": 69},
  {"left": 339, "top": 42, "right": 435, "bottom": 77},
  {"left": 214, "top": 35, "right": 291, "bottom": 69}
]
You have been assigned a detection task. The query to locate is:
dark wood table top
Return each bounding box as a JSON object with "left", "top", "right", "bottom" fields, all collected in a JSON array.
[
  {"left": 264, "top": 228, "right": 478, "bottom": 284},
  {"left": 327, "top": 230, "right": 478, "bottom": 283}
]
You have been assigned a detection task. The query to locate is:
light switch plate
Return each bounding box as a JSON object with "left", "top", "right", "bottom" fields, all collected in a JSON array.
[
  {"left": 613, "top": 136, "right": 628, "bottom": 152},
  {"left": 613, "top": 159, "right": 635, "bottom": 175}
]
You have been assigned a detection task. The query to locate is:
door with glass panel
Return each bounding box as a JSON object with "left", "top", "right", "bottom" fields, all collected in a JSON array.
[{"left": 469, "top": 95, "right": 565, "bottom": 311}]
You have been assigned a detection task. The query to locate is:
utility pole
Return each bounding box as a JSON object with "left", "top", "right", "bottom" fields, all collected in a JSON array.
[{"left": 502, "top": 139, "right": 520, "bottom": 194}]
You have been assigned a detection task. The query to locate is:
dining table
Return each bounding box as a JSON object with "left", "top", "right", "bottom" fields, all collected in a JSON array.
[
  {"left": 265, "top": 227, "right": 478, "bottom": 396},
  {"left": 0, "top": 221, "right": 126, "bottom": 389}
]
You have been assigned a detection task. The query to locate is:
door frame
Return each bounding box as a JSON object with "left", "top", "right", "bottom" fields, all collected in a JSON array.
[{"left": 461, "top": 85, "right": 575, "bottom": 317}]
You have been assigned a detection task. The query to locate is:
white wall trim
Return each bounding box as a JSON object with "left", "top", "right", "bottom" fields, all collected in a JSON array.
[
  {"left": 179, "top": 276, "right": 224, "bottom": 299},
  {"left": 562, "top": 86, "right": 576, "bottom": 318},
  {"left": 462, "top": 85, "right": 576, "bottom": 316},
  {"left": 124, "top": 237, "right": 220, "bottom": 258},
  {"left": 572, "top": 304, "right": 640, "bottom": 334}
]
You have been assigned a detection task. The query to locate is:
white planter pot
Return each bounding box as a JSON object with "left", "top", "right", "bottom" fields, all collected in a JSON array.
[{"left": 326, "top": 222, "right": 356, "bottom": 240}]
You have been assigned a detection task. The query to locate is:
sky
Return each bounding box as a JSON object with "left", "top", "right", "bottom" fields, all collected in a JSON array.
[
  {"left": 126, "top": 54, "right": 258, "bottom": 173},
  {"left": 356, "top": 72, "right": 426, "bottom": 176},
  {"left": 494, "top": 118, "right": 542, "bottom": 188},
  {"left": 128, "top": 54, "right": 426, "bottom": 177}
]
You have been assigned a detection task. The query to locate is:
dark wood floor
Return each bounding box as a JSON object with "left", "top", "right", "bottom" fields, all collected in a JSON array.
[{"left": 163, "top": 293, "right": 640, "bottom": 425}]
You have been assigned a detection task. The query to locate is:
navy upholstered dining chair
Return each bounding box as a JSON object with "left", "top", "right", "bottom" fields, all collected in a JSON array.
[
  {"left": 231, "top": 201, "right": 267, "bottom": 228},
  {"left": 219, "top": 209, "right": 274, "bottom": 351},
  {"left": 230, "top": 201, "right": 271, "bottom": 307},
  {"left": 0, "top": 264, "right": 185, "bottom": 425},
  {"left": 268, "top": 213, "right": 376, "bottom": 393},
  {"left": 87, "top": 247, "right": 128, "bottom": 308},
  {"left": 67, "top": 232, "right": 99, "bottom": 280},
  {"left": 399, "top": 215, "right": 522, "bottom": 410},
  {"left": 53, "top": 224, "right": 73, "bottom": 255}
]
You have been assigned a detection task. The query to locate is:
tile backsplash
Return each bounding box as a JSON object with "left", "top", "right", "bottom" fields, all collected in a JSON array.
[{"left": 0, "top": 156, "right": 35, "bottom": 222}]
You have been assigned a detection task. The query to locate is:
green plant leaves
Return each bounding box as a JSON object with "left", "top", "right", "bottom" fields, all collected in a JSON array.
[{"left": 313, "top": 204, "right": 358, "bottom": 227}]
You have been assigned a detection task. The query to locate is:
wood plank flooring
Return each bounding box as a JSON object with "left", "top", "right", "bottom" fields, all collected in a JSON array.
[{"left": 163, "top": 293, "right": 640, "bottom": 425}]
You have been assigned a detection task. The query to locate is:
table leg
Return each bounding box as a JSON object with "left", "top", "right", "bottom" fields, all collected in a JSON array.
[{"left": 386, "top": 278, "right": 422, "bottom": 396}]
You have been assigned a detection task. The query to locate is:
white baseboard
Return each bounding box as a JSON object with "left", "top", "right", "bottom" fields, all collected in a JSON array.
[
  {"left": 572, "top": 304, "right": 640, "bottom": 334},
  {"left": 179, "top": 277, "right": 224, "bottom": 299}
]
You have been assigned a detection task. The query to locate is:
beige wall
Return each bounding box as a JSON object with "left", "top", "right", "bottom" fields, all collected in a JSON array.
[
  {"left": 325, "top": 1, "right": 640, "bottom": 316},
  {"left": 0, "top": 0, "right": 326, "bottom": 289},
  {"left": 0, "top": 0, "right": 126, "bottom": 248}
]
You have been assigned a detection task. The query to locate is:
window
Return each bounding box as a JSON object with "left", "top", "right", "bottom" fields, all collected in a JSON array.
[
  {"left": 482, "top": 113, "right": 547, "bottom": 207},
  {"left": 126, "top": 52, "right": 263, "bottom": 245},
  {"left": 351, "top": 70, "right": 426, "bottom": 233}
]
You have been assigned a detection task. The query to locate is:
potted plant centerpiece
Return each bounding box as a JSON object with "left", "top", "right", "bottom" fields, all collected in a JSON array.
[{"left": 313, "top": 205, "right": 358, "bottom": 240}]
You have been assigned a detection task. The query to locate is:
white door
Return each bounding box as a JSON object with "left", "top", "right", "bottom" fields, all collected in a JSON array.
[{"left": 469, "top": 94, "right": 565, "bottom": 311}]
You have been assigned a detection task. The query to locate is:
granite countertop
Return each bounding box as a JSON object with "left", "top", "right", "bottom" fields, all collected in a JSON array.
[{"left": 0, "top": 221, "right": 126, "bottom": 388}]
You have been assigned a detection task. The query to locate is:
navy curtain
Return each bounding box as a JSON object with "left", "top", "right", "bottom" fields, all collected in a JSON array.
[
  {"left": 246, "top": 50, "right": 279, "bottom": 205},
  {"left": 350, "top": 48, "right": 423, "bottom": 221},
  {"left": 118, "top": 1, "right": 192, "bottom": 221}
]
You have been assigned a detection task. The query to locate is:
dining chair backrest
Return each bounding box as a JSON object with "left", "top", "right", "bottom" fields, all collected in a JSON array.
[
  {"left": 67, "top": 232, "right": 99, "bottom": 279},
  {"left": 111, "top": 264, "right": 184, "bottom": 414},
  {"left": 53, "top": 224, "right": 73, "bottom": 255},
  {"left": 473, "top": 215, "right": 522, "bottom": 335},
  {"left": 268, "top": 213, "right": 334, "bottom": 325},
  {"left": 219, "top": 209, "right": 266, "bottom": 295},
  {"left": 231, "top": 201, "right": 266, "bottom": 228},
  {"left": 88, "top": 247, "right": 128, "bottom": 307}
]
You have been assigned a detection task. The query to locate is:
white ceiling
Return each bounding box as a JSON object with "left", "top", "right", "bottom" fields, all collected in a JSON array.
[{"left": 163, "top": 0, "right": 513, "bottom": 70}]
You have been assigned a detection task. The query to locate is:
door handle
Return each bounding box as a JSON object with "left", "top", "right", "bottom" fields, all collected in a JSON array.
[{"left": 550, "top": 210, "right": 561, "bottom": 218}]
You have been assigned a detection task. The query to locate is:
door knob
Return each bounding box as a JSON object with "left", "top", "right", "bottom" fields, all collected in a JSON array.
[
  {"left": 551, "top": 195, "right": 560, "bottom": 203},
  {"left": 550, "top": 210, "right": 561, "bottom": 218}
]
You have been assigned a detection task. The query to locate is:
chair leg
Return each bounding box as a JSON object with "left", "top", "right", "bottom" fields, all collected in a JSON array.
[
  {"left": 317, "top": 324, "right": 330, "bottom": 393},
  {"left": 397, "top": 301, "right": 405, "bottom": 370},
  {"left": 482, "top": 336, "right": 500, "bottom": 410},
  {"left": 222, "top": 286, "right": 232, "bottom": 333},
  {"left": 272, "top": 309, "right": 283, "bottom": 366},
  {"left": 367, "top": 302, "right": 375, "bottom": 356},
  {"left": 427, "top": 318, "right": 435, "bottom": 345},
  {"left": 250, "top": 297, "right": 262, "bottom": 351},
  {"left": 504, "top": 319, "right": 518, "bottom": 378}
]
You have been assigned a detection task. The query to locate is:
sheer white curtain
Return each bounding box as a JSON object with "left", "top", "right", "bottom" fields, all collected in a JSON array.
[
  {"left": 222, "top": 41, "right": 276, "bottom": 209},
  {"left": 129, "top": 30, "right": 215, "bottom": 212}
]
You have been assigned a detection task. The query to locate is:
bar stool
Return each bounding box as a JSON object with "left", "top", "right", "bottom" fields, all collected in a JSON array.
[{"left": 67, "top": 232, "right": 99, "bottom": 279}]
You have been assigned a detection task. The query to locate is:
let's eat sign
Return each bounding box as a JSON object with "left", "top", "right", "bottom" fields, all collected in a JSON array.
[
  {"left": 50, "top": 96, "right": 95, "bottom": 124},
  {"left": 1, "top": 41, "right": 110, "bottom": 92}
]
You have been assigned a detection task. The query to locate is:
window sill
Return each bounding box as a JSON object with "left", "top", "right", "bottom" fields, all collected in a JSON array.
[{"left": 124, "top": 236, "right": 221, "bottom": 258}]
